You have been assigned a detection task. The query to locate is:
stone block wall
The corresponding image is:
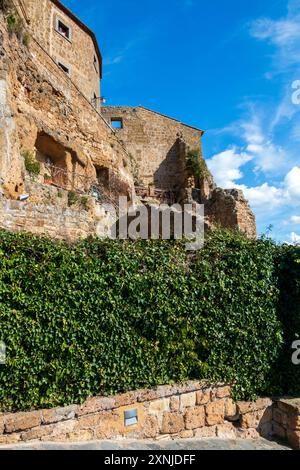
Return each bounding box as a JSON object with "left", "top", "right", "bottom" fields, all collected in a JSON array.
[
  {"left": 0, "top": 13, "right": 257, "bottom": 240},
  {"left": 0, "top": 197, "right": 96, "bottom": 241},
  {"left": 0, "top": 381, "right": 279, "bottom": 445},
  {"left": 101, "top": 106, "right": 207, "bottom": 192},
  {"left": 272, "top": 399, "right": 300, "bottom": 450},
  {"left": 17, "top": 0, "right": 101, "bottom": 102},
  {"left": 101, "top": 107, "right": 257, "bottom": 239}
]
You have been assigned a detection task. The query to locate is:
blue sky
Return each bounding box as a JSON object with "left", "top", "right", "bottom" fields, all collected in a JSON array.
[{"left": 64, "top": 0, "right": 300, "bottom": 242}]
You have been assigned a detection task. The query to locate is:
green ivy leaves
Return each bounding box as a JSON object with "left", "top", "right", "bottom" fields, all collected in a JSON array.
[{"left": 0, "top": 229, "right": 295, "bottom": 411}]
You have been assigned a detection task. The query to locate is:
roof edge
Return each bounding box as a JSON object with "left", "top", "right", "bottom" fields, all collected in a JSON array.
[
  {"left": 139, "top": 107, "right": 204, "bottom": 133},
  {"left": 103, "top": 105, "right": 204, "bottom": 134}
]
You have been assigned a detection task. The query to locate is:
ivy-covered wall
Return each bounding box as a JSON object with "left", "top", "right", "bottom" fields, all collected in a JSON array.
[{"left": 0, "top": 229, "right": 298, "bottom": 412}]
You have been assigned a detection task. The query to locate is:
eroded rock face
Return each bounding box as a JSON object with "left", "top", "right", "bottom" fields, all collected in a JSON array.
[
  {"left": 205, "top": 189, "right": 257, "bottom": 239},
  {"left": 0, "top": 12, "right": 133, "bottom": 194}
]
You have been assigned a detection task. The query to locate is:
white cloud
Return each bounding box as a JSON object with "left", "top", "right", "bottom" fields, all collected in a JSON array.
[
  {"left": 206, "top": 147, "right": 252, "bottom": 188},
  {"left": 251, "top": 18, "right": 300, "bottom": 49},
  {"left": 207, "top": 112, "right": 289, "bottom": 189},
  {"left": 250, "top": 1, "right": 300, "bottom": 133},
  {"left": 250, "top": 0, "right": 300, "bottom": 71},
  {"left": 207, "top": 143, "right": 300, "bottom": 214},
  {"left": 241, "top": 118, "right": 288, "bottom": 174},
  {"left": 206, "top": 0, "right": 300, "bottom": 240},
  {"left": 284, "top": 166, "right": 300, "bottom": 198},
  {"left": 290, "top": 231, "right": 300, "bottom": 243},
  {"left": 239, "top": 183, "right": 284, "bottom": 211},
  {"left": 289, "top": 215, "right": 300, "bottom": 225}
]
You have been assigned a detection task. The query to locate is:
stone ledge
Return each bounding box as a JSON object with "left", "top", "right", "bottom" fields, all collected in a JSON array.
[
  {"left": 0, "top": 384, "right": 299, "bottom": 447},
  {"left": 0, "top": 382, "right": 232, "bottom": 443}
]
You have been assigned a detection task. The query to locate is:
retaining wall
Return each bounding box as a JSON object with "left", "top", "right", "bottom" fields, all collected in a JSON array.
[{"left": 0, "top": 381, "right": 286, "bottom": 446}]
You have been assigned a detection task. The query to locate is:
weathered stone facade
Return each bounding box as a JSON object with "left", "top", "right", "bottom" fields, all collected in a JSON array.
[
  {"left": 0, "top": 197, "right": 113, "bottom": 241},
  {"left": 101, "top": 106, "right": 207, "bottom": 192},
  {"left": 0, "top": 1, "right": 256, "bottom": 240},
  {"left": 102, "top": 106, "right": 257, "bottom": 238},
  {"left": 17, "top": 0, "right": 102, "bottom": 102},
  {"left": 0, "top": 381, "right": 294, "bottom": 447}
]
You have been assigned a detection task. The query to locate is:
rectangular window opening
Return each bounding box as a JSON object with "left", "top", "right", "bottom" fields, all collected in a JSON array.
[
  {"left": 56, "top": 17, "right": 71, "bottom": 41},
  {"left": 111, "top": 118, "right": 123, "bottom": 129},
  {"left": 93, "top": 55, "right": 98, "bottom": 73},
  {"left": 58, "top": 61, "right": 70, "bottom": 74}
]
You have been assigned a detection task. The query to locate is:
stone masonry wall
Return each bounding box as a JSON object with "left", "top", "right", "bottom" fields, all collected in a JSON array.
[
  {"left": 0, "top": 197, "right": 95, "bottom": 241},
  {"left": 2, "top": 381, "right": 298, "bottom": 448},
  {"left": 101, "top": 106, "right": 206, "bottom": 192},
  {"left": 0, "top": 11, "right": 256, "bottom": 240},
  {"left": 102, "top": 107, "right": 257, "bottom": 238},
  {"left": 272, "top": 399, "right": 300, "bottom": 450},
  {"left": 0, "top": 190, "right": 117, "bottom": 242},
  {"left": 0, "top": 381, "right": 279, "bottom": 446},
  {"left": 18, "top": 0, "right": 101, "bottom": 101}
]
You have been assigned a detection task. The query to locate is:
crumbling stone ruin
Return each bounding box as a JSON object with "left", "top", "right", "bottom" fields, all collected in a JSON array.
[{"left": 0, "top": 0, "right": 256, "bottom": 241}]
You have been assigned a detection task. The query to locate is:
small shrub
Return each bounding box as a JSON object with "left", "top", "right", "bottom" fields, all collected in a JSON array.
[
  {"left": 22, "top": 150, "right": 40, "bottom": 177},
  {"left": 80, "top": 196, "right": 89, "bottom": 211},
  {"left": 68, "top": 191, "right": 78, "bottom": 207},
  {"left": 6, "top": 12, "right": 23, "bottom": 37},
  {"left": 1, "top": 2, "right": 25, "bottom": 38},
  {"left": 6, "top": 13, "right": 17, "bottom": 33},
  {"left": 22, "top": 32, "right": 31, "bottom": 47},
  {"left": 186, "top": 149, "right": 211, "bottom": 181}
]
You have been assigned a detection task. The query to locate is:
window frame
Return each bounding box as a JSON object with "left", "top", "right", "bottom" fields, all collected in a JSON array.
[
  {"left": 111, "top": 118, "right": 123, "bottom": 130},
  {"left": 57, "top": 60, "right": 71, "bottom": 75},
  {"left": 55, "top": 16, "right": 72, "bottom": 42},
  {"left": 93, "top": 54, "right": 99, "bottom": 74}
]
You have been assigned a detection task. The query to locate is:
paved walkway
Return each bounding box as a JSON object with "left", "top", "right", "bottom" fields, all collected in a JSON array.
[{"left": 0, "top": 438, "right": 291, "bottom": 451}]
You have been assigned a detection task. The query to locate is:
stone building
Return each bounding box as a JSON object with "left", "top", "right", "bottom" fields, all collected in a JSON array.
[
  {"left": 101, "top": 106, "right": 205, "bottom": 191},
  {"left": 0, "top": 0, "right": 256, "bottom": 240},
  {"left": 101, "top": 106, "right": 256, "bottom": 237},
  {"left": 17, "top": 0, "right": 102, "bottom": 102}
]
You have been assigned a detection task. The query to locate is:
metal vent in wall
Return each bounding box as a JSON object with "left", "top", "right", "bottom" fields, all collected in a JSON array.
[{"left": 124, "top": 409, "right": 138, "bottom": 427}]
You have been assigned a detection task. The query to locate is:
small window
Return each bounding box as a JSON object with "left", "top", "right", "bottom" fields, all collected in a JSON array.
[
  {"left": 56, "top": 17, "right": 72, "bottom": 41},
  {"left": 92, "top": 93, "right": 98, "bottom": 109},
  {"left": 111, "top": 118, "right": 123, "bottom": 129},
  {"left": 93, "top": 55, "right": 98, "bottom": 73},
  {"left": 58, "top": 61, "right": 70, "bottom": 74}
]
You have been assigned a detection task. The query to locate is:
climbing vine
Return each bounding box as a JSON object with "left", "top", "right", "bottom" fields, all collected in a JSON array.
[{"left": 0, "top": 229, "right": 289, "bottom": 411}]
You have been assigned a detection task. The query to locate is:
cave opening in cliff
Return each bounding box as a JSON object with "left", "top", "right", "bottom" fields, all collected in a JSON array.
[
  {"left": 95, "top": 165, "right": 110, "bottom": 188},
  {"left": 35, "top": 132, "right": 72, "bottom": 188}
]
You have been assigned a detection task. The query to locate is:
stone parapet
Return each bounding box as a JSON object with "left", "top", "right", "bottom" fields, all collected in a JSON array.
[{"left": 0, "top": 381, "right": 282, "bottom": 445}]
